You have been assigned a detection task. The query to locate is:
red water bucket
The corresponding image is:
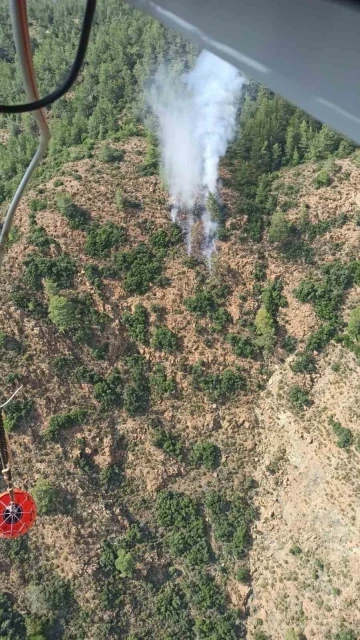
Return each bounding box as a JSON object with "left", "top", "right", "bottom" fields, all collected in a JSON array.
[{"left": 0, "top": 489, "right": 36, "bottom": 538}]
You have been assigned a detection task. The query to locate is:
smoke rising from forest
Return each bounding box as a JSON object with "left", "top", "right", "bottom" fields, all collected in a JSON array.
[{"left": 148, "top": 50, "right": 245, "bottom": 259}]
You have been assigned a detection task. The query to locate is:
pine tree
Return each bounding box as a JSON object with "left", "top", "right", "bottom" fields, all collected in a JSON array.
[
  {"left": 255, "top": 306, "right": 276, "bottom": 353},
  {"left": 268, "top": 211, "right": 290, "bottom": 244}
]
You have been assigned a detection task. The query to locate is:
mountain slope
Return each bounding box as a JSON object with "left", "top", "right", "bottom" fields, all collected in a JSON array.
[{"left": 0, "top": 134, "right": 360, "bottom": 639}]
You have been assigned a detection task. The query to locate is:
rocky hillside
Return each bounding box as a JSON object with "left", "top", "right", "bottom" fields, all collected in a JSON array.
[{"left": 0, "top": 135, "right": 360, "bottom": 640}]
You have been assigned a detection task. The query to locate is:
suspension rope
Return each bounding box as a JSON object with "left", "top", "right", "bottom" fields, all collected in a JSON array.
[
  {"left": 0, "top": 0, "right": 96, "bottom": 114},
  {"left": 0, "top": 409, "right": 14, "bottom": 504},
  {"left": 0, "top": 386, "right": 23, "bottom": 410},
  {"left": 0, "top": 412, "right": 10, "bottom": 471},
  {"left": 0, "top": 388, "right": 22, "bottom": 504},
  {"left": 0, "top": 0, "right": 50, "bottom": 275}
]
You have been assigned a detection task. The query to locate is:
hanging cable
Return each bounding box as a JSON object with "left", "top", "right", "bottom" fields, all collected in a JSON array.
[
  {"left": 0, "top": 388, "right": 22, "bottom": 497},
  {"left": 0, "top": 392, "right": 37, "bottom": 540},
  {"left": 0, "top": 388, "right": 22, "bottom": 505},
  {"left": 0, "top": 0, "right": 96, "bottom": 114},
  {"left": 0, "top": 0, "right": 50, "bottom": 273}
]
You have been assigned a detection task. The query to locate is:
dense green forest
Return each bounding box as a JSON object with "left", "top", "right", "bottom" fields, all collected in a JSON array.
[
  {"left": 1, "top": 2, "right": 360, "bottom": 640},
  {"left": 0, "top": 0, "right": 356, "bottom": 215}
]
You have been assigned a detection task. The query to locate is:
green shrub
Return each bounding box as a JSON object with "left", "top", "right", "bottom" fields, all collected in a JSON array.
[
  {"left": 0, "top": 592, "right": 26, "bottom": 639},
  {"left": 262, "top": 278, "right": 287, "bottom": 318},
  {"left": 283, "top": 335, "right": 297, "bottom": 353},
  {"left": 84, "top": 263, "right": 103, "bottom": 292},
  {"left": 21, "top": 252, "right": 76, "bottom": 290},
  {"left": 333, "top": 630, "right": 357, "bottom": 640},
  {"left": 24, "top": 573, "right": 72, "bottom": 621},
  {"left": 190, "top": 442, "right": 221, "bottom": 470},
  {"left": 285, "top": 630, "right": 306, "bottom": 640},
  {"left": 99, "top": 463, "right": 123, "bottom": 492},
  {"left": 115, "top": 188, "right": 124, "bottom": 211},
  {"left": 156, "top": 490, "right": 199, "bottom": 529},
  {"left": 29, "top": 198, "right": 46, "bottom": 212},
  {"left": 94, "top": 369, "right": 122, "bottom": 410},
  {"left": 254, "top": 306, "right": 275, "bottom": 353},
  {"left": 306, "top": 322, "right": 339, "bottom": 352},
  {"left": 352, "top": 149, "right": 360, "bottom": 168},
  {"left": 210, "top": 308, "right": 232, "bottom": 333},
  {"left": 150, "top": 224, "right": 183, "bottom": 251},
  {"left": 45, "top": 408, "right": 87, "bottom": 441},
  {"left": 226, "top": 334, "right": 257, "bottom": 358},
  {"left": 337, "top": 138, "right": 356, "bottom": 158},
  {"left": 206, "top": 192, "right": 224, "bottom": 222},
  {"left": 123, "top": 383, "right": 147, "bottom": 417},
  {"left": 56, "top": 193, "right": 90, "bottom": 230},
  {"left": 10, "top": 284, "right": 46, "bottom": 316},
  {"left": 156, "top": 491, "right": 209, "bottom": 566},
  {"left": 205, "top": 491, "right": 255, "bottom": 556},
  {"left": 99, "top": 539, "right": 117, "bottom": 576},
  {"left": 295, "top": 261, "right": 359, "bottom": 322},
  {"left": 114, "top": 243, "right": 164, "bottom": 294},
  {"left": 44, "top": 255, "right": 77, "bottom": 289},
  {"left": 254, "top": 260, "right": 267, "bottom": 282},
  {"left": 184, "top": 290, "right": 217, "bottom": 316},
  {"left": 151, "top": 325, "right": 179, "bottom": 352},
  {"left": 313, "top": 168, "right": 332, "bottom": 188},
  {"left": 21, "top": 253, "right": 46, "bottom": 291},
  {"left": 115, "top": 549, "right": 135, "bottom": 578},
  {"left": 268, "top": 210, "right": 290, "bottom": 243},
  {"left": 185, "top": 570, "right": 225, "bottom": 612},
  {"left": 194, "top": 613, "right": 237, "bottom": 640},
  {"left": 27, "top": 222, "right": 54, "bottom": 251},
  {"left": 288, "top": 385, "right": 311, "bottom": 411},
  {"left": 236, "top": 566, "right": 250, "bottom": 583},
  {"left": 48, "top": 292, "right": 104, "bottom": 343},
  {"left": 85, "top": 221, "right": 126, "bottom": 258},
  {"left": 99, "top": 145, "right": 124, "bottom": 163},
  {"left": 72, "top": 365, "right": 101, "bottom": 384},
  {"left": 0, "top": 331, "right": 22, "bottom": 354},
  {"left": 3, "top": 398, "right": 34, "bottom": 431},
  {"left": 280, "top": 198, "right": 297, "bottom": 212},
  {"left": 278, "top": 230, "right": 314, "bottom": 264},
  {"left": 123, "top": 355, "right": 150, "bottom": 416},
  {"left": 32, "top": 478, "right": 60, "bottom": 515},
  {"left": 291, "top": 352, "right": 316, "bottom": 374},
  {"left": 137, "top": 141, "right": 159, "bottom": 176},
  {"left": 239, "top": 196, "right": 267, "bottom": 242},
  {"left": 157, "top": 584, "right": 194, "bottom": 640},
  {"left": 294, "top": 279, "right": 317, "bottom": 304},
  {"left": 232, "top": 523, "right": 249, "bottom": 556},
  {"left": 191, "top": 361, "right": 246, "bottom": 403},
  {"left": 329, "top": 415, "right": 353, "bottom": 448},
  {"left": 152, "top": 429, "right": 183, "bottom": 460},
  {"left": 51, "top": 355, "right": 76, "bottom": 378},
  {"left": 91, "top": 342, "right": 109, "bottom": 361},
  {"left": 151, "top": 304, "right": 165, "bottom": 319},
  {"left": 5, "top": 372, "right": 22, "bottom": 385},
  {"left": 150, "top": 363, "right": 176, "bottom": 397},
  {"left": 122, "top": 304, "right": 149, "bottom": 344},
  {"left": 347, "top": 306, "right": 360, "bottom": 340},
  {"left": 289, "top": 544, "right": 302, "bottom": 556},
  {"left": 300, "top": 212, "right": 348, "bottom": 241},
  {"left": 120, "top": 524, "right": 143, "bottom": 550},
  {"left": 48, "top": 295, "right": 77, "bottom": 332},
  {"left": 24, "top": 616, "right": 47, "bottom": 640}
]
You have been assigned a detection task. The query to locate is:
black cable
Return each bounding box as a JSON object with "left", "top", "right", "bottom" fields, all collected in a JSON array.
[
  {"left": 0, "top": 0, "right": 97, "bottom": 114},
  {"left": 0, "top": 412, "right": 9, "bottom": 470}
]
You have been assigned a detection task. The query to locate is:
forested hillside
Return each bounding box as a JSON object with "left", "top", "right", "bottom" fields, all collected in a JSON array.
[{"left": 1, "top": 2, "right": 360, "bottom": 640}]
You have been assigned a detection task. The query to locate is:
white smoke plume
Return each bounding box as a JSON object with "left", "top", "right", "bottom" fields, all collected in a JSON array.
[{"left": 148, "top": 50, "right": 245, "bottom": 259}]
